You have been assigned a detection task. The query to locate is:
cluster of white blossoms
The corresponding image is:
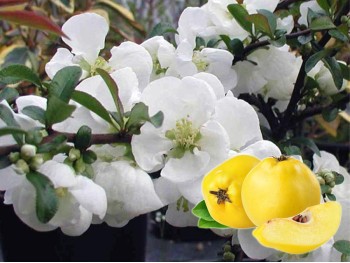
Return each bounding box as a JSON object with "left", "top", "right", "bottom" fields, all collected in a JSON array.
[{"left": 0, "top": 0, "right": 348, "bottom": 260}]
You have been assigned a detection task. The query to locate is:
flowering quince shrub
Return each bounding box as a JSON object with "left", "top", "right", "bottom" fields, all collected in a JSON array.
[{"left": 0, "top": 0, "right": 349, "bottom": 261}]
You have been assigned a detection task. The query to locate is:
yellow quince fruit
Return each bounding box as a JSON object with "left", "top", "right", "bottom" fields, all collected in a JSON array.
[{"left": 252, "top": 201, "right": 342, "bottom": 254}]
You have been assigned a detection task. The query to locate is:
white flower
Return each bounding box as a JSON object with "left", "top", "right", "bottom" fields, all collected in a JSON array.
[
  {"left": 298, "top": 1, "right": 325, "bottom": 26},
  {"left": 167, "top": 39, "right": 237, "bottom": 92},
  {"left": 307, "top": 61, "right": 347, "bottom": 95},
  {"left": 8, "top": 160, "right": 107, "bottom": 236}
]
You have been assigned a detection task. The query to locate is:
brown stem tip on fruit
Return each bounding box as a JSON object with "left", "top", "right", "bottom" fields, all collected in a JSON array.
[
  {"left": 275, "top": 155, "right": 289, "bottom": 162},
  {"left": 210, "top": 188, "right": 232, "bottom": 204}
]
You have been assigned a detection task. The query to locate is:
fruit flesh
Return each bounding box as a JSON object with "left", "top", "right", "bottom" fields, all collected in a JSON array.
[
  {"left": 252, "top": 202, "right": 342, "bottom": 254},
  {"left": 202, "top": 155, "right": 260, "bottom": 228},
  {"left": 241, "top": 157, "right": 321, "bottom": 226}
]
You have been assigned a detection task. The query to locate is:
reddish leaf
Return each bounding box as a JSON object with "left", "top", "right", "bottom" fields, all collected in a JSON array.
[
  {"left": 0, "top": 0, "right": 29, "bottom": 7},
  {"left": 0, "top": 10, "right": 67, "bottom": 38}
]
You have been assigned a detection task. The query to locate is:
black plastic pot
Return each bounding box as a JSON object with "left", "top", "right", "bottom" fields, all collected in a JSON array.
[{"left": 0, "top": 203, "right": 147, "bottom": 261}]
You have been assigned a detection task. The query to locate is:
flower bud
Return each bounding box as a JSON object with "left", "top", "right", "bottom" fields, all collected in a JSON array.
[
  {"left": 325, "top": 173, "right": 335, "bottom": 184},
  {"left": 316, "top": 176, "right": 325, "bottom": 185},
  {"left": 223, "top": 252, "right": 235, "bottom": 261},
  {"left": 74, "top": 158, "right": 86, "bottom": 174},
  {"left": 21, "top": 144, "right": 37, "bottom": 160},
  {"left": 224, "top": 245, "right": 231, "bottom": 253},
  {"left": 14, "top": 159, "right": 29, "bottom": 174},
  {"left": 30, "top": 155, "right": 44, "bottom": 170},
  {"left": 69, "top": 148, "right": 81, "bottom": 162},
  {"left": 328, "top": 181, "right": 336, "bottom": 188},
  {"left": 9, "top": 152, "right": 20, "bottom": 163}
]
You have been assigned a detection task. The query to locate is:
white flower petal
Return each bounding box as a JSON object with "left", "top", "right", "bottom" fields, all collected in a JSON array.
[
  {"left": 241, "top": 140, "right": 281, "bottom": 159},
  {"left": 177, "top": 177, "right": 203, "bottom": 205},
  {"left": 38, "top": 161, "right": 76, "bottom": 188},
  {"left": 61, "top": 206, "right": 93, "bottom": 236},
  {"left": 212, "top": 228, "right": 236, "bottom": 237},
  {"left": 214, "top": 96, "right": 262, "bottom": 150},
  {"left": 238, "top": 229, "right": 277, "bottom": 260},
  {"left": 153, "top": 177, "right": 181, "bottom": 205},
  {"left": 313, "top": 151, "right": 340, "bottom": 173},
  {"left": 49, "top": 194, "right": 80, "bottom": 227},
  {"left": 109, "top": 41, "right": 153, "bottom": 90},
  {"left": 161, "top": 149, "right": 210, "bottom": 183},
  {"left": 245, "top": 0, "right": 279, "bottom": 13},
  {"left": 16, "top": 95, "right": 47, "bottom": 111},
  {"left": 103, "top": 214, "right": 129, "bottom": 228},
  {"left": 131, "top": 122, "right": 173, "bottom": 172},
  {"left": 45, "top": 48, "right": 75, "bottom": 79},
  {"left": 193, "top": 72, "right": 225, "bottom": 99},
  {"left": 165, "top": 202, "right": 198, "bottom": 227},
  {"left": 62, "top": 13, "right": 108, "bottom": 64},
  {"left": 0, "top": 166, "right": 24, "bottom": 191}
]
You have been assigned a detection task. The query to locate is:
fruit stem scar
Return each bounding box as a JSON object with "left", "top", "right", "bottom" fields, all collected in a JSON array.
[
  {"left": 292, "top": 214, "right": 308, "bottom": 223},
  {"left": 275, "top": 155, "right": 289, "bottom": 162},
  {"left": 209, "top": 188, "right": 232, "bottom": 204}
]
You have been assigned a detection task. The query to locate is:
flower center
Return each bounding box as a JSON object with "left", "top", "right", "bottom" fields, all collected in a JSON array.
[
  {"left": 55, "top": 187, "right": 68, "bottom": 198},
  {"left": 77, "top": 56, "right": 112, "bottom": 76},
  {"left": 192, "top": 51, "right": 209, "bottom": 72},
  {"left": 153, "top": 59, "right": 168, "bottom": 75},
  {"left": 166, "top": 118, "right": 201, "bottom": 150}
]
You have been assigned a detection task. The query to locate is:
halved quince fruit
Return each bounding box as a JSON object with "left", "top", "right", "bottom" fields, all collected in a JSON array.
[
  {"left": 241, "top": 156, "right": 321, "bottom": 226},
  {"left": 202, "top": 155, "right": 260, "bottom": 228},
  {"left": 252, "top": 201, "right": 342, "bottom": 254}
]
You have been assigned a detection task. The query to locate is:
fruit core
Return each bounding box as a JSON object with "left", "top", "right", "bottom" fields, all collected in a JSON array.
[{"left": 210, "top": 188, "right": 232, "bottom": 204}]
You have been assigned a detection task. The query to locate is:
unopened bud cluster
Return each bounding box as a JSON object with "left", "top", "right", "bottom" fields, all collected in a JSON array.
[
  {"left": 222, "top": 241, "right": 235, "bottom": 262},
  {"left": 10, "top": 144, "right": 44, "bottom": 174},
  {"left": 316, "top": 169, "right": 336, "bottom": 194}
]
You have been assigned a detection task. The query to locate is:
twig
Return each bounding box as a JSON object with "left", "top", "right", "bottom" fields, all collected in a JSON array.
[{"left": 276, "top": 0, "right": 300, "bottom": 10}]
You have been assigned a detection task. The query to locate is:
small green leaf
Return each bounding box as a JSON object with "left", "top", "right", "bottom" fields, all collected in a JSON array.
[
  {"left": 310, "top": 16, "right": 336, "bottom": 31},
  {"left": 247, "top": 14, "right": 274, "bottom": 38},
  {"left": 0, "top": 64, "right": 42, "bottom": 87},
  {"left": 322, "top": 107, "right": 338, "bottom": 122},
  {"left": 0, "top": 126, "right": 27, "bottom": 137},
  {"left": 322, "top": 56, "right": 343, "bottom": 89},
  {"left": 288, "top": 137, "right": 321, "bottom": 156},
  {"left": 192, "top": 200, "right": 215, "bottom": 221},
  {"left": 0, "top": 104, "right": 23, "bottom": 145},
  {"left": 195, "top": 37, "right": 206, "bottom": 49},
  {"left": 316, "top": 0, "right": 331, "bottom": 14},
  {"left": 227, "top": 4, "right": 252, "bottom": 34},
  {"left": 329, "top": 29, "right": 349, "bottom": 42},
  {"left": 334, "top": 240, "right": 350, "bottom": 256},
  {"left": 269, "top": 35, "right": 286, "bottom": 47},
  {"left": 0, "top": 87, "right": 19, "bottom": 103},
  {"left": 207, "top": 39, "right": 221, "bottom": 48},
  {"left": 321, "top": 184, "right": 332, "bottom": 194},
  {"left": 283, "top": 145, "right": 302, "bottom": 156},
  {"left": 298, "top": 34, "right": 313, "bottom": 44},
  {"left": 26, "top": 171, "right": 58, "bottom": 224},
  {"left": 45, "top": 96, "right": 76, "bottom": 127},
  {"left": 75, "top": 125, "right": 92, "bottom": 150},
  {"left": 198, "top": 218, "right": 229, "bottom": 229},
  {"left": 25, "top": 129, "right": 43, "bottom": 145},
  {"left": 81, "top": 163, "right": 94, "bottom": 179},
  {"left": 220, "top": 35, "right": 232, "bottom": 50},
  {"left": 257, "top": 9, "right": 277, "bottom": 34},
  {"left": 230, "top": 39, "right": 244, "bottom": 55},
  {"left": 22, "top": 106, "right": 46, "bottom": 125},
  {"left": 150, "top": 111, "right": 164, "bottom": 128},
  {"left": 37, "top": 134, "right": 67, "bottom": 154},
  {"left": 49, "top": 66, "right": 82, "bottom": 103},
  {"left": 96, "top": 68, "right": 124, "bottom": 126},
  {"left": 305, "top": 49, "right": 330, "bottom": 73},
  {"left": 71, "top": 90, "right": 113, "bottom": 125},
  {"left": 82, "top": 150, "right": 97, "bottom": 164},
  {"left": 333, "top": 171, "right": 345, "bottom": 185},
  {"left": 326, "top": 193, "right": 336, "bottom": 201},
  {"left": 148, "top": 22, "right": 178, "bottom": 38},
  {"left": 339, "top": 63, "right": 350, "bottom": 81},
  {"left": 2, "top": 47, "right": 29, "bottom": 68}
]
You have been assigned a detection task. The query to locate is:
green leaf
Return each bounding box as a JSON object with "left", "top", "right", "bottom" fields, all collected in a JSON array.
[
  {"left": 307, "top": 8, "right": 322, "bottom": 26},
  {"left": 207, "top": 39, "right": 221, "bottom": 48},
  {"left": 334, "top": 240, "right": 350, "bottom": 256},
  {"left": 283, "top": 145, "right": 302, "bottom": 156},
  {"left": 310, "top": 16, "right": 336, "bottom": 31},
  {"left": 297, "top": 34, "right": 313, "bottom": 44},
  {"left": 326, "top": 193, "right": 336, "bottom": 201},
  {"left": 333, "top": 171, "right": 345, "bottom": 185},
  {"left": 322, "top": 107, "right": 338, "bottom": 122},
  {"left": 82, "top": 150, "right": 97, "bottom": 164},
  {"left": 148, "top": 22, "right": 178, "bottom": 38},
  {"left": 0, "top": 104, "right": 23, "bottom": 145},
  {"left": 37, "top": 134, "right": 67, "bottom": 154},
  {"left": 0, "top": 155, "right": 11, "bottom": 169},
  {"left": 96, "top": 68, "right": 124, "bottom": 127},
  {"left": 198, "top": 218, "right": 229, "bottom": 229},
  {"left": 25, "top": 129, "right": 43, "bottom": 145},
  {"left": 0, "top": 126, "right": 27, "bottom": 137},
  {"left": 0, "top": 10, "right": 67, "bottom": 38},
  {"left": 269, "top": 35, "right": 286, "bottom": 47},
  {"left": 0, "top": 87, "right": 19, "bottom": 103},
  {"left": 257, "top": 9, "right": 277, "bottom": 34},
  {"left": 0, "top": 64, "right": 42, "bottom": 87},
  {"left": 322, "top": 56, "right": 343, "bottom": 89},
  {"left": 305, "top": 49, "right": 330, "bottom": 73},
  {"left": 195, "top": 37, "right": 206, "bottom": 49},
  {"left": 71, "top": 90, "right": 113, "bottom": 125},
  {"left": 75, "top": 125, "right": 92, "bottom": 151},
  {"left": 248, "top": 14, "right": 274, "bottom": 37},
  {"left": 45, "top": 96, "right": 76, "bottom": 127},
  {"left": 220, "top": 35, "right": 232, "bottom": 50},
  {"left": 320, "top": 184, "right": 331, "bottom": 194},
  {"left": 26, "top": 171, "right": 58, "bottom": 224},
  {"left": 192, "top": 200, "right": 214, "bottom": 221},
  {"left": 49, "top": 66, "right": 81, "bottom": 103},
  {"left": 339, "top": 63, "right": 350, "bottom": 81},
  {"left": 22, "top": 106, "right": 46, "bottom": 125},
  {"left": 287, "top": 137, "right": 321, "bottom": 156},
  {"left": 316, "top": 0, "right": 331, "bottom": 14},
  {"left": 125, "top": 102, "right": 163, "bottom": 134},
  {"left": 2, "top": 47, "right": 29, "bottom": 68},
  {"left": 329, "top": 29, "right": 349, "bottom": 42},
  {"left": 230, "top": 39, "right": 244, "bottom": 55},
  {"left": 227, "top": 4, "right": 252, "bottom": 34}
]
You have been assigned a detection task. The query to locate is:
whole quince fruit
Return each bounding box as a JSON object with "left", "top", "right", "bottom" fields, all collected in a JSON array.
[
  {"left": 241, "top": 156, "right": 321, "bottom": 226},
  {"left": 202, "top": 155, "right": 260, "bottom": 228}
]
